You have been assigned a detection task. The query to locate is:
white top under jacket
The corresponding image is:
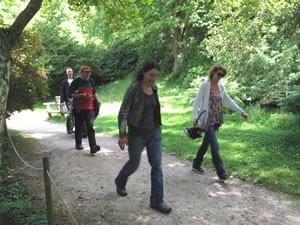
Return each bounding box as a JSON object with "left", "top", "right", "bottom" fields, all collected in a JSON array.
[{"left": 192, "top": 80, "right": 244, "bottom": 130}]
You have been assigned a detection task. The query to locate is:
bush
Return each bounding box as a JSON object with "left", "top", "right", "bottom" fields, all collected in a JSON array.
[
  {"left": 136, "top": 21, "right": 174, "bottom": 74},
  {"left": 33, "top": 21, "right": 102, "bottom": 95},
  {"left": 97, "top": 38, "right": 139, "bottom": 83},
  {"left": 279, "top": 85, "right": 300, "bottom": 114},
  {"left": 7, "top": 29, "right": 48, "bottom": 117},
  {"left": 204, "top": 0, "right": 300, "bottom": 108}
]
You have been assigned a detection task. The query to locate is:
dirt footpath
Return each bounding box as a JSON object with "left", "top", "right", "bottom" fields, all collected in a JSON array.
[{"left": 7, "top": 111, "right": 300, "bottom": 225}]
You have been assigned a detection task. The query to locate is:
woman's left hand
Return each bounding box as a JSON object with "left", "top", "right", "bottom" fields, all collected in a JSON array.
[
  {"left": 241, "top": 112, "right": 249, "bottom": 120},
  {"left": 193, "top": 119, "right": 198, "bottom": 127}
]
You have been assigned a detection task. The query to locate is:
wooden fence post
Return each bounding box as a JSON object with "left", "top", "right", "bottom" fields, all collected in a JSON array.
[{"left": 43, "top": 157, "right": 54, "bottom": 225}]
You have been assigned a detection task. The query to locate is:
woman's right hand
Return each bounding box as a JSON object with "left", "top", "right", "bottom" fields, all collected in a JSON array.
[
  {"left": 193, "top": 119, "right": 198, "bottom": 128},
  {"left": 118, "top": 137, "right": 128, "bottom": 150}
]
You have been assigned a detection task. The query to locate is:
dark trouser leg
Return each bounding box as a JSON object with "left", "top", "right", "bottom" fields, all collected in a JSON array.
[
  {"left": 193, "top": 131, "right": 210, "bottom": 167},
  {"left": 83, "top": 110, "right": 96, "bottom": 148},
  {"left": 115, "top": 134, "right": 145, "bottom": 188},
  {"left": 82, "top": 120, "right": 87, "bottom": 137},
  {"left": 74, "top": 110, "right": 83, "bottom": 145},
  {"left": 146, "top": 128, "right": 164, "bottom": 206}
]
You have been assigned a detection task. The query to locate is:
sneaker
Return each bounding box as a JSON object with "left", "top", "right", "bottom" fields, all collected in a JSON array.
[
  {"left": 192, "top": 166, "right": 204, "bottom": 174},
  {"left": 115, "top": 180, "right": 127, "bottom": 196},
  {"left": 76, "top": 144, "right": 84, "bottom": 150},
  {"left": 67, "top": 129, "right": 73, "bottom": 134},
  {"left": 150, "top": 203, "right": 172, "bottom": 214},
  {"left": 90, "top": 145, "right": 101, "bottom": 154},
  {"left": 219, "top": 174, "right": 233, "bottom": 181}
]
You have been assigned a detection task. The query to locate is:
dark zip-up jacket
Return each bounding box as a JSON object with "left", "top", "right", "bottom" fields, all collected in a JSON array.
[
  {"left": 118, "top": 81, "right": 162, "bottom": 138},
  {"left": 60, "top": 78, "right": 71, "bottom": 104}
]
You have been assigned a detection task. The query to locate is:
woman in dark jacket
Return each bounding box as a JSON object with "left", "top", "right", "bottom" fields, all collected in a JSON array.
[{"left": 115, "top": 60, "right": 172, "bottom": 214}]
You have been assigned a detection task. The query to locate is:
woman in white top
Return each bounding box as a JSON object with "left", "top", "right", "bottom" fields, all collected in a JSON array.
[{"left": 192, "top": 64, "right": 248, "bottom": 180}]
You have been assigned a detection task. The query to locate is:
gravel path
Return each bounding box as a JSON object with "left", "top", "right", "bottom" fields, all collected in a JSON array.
[{"left": 7, "top": 111, "right": 300, "bottom": 225}]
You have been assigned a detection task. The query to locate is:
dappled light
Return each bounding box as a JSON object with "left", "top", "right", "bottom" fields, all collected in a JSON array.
[
  {"left": 166, "top": 162, "right": 186, "bottom": 168},
  {"left": 100, "top": 103, "right": 121, "bottom": 116}
]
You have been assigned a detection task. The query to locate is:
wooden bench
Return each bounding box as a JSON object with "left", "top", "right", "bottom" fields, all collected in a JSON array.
[{"left": 43, "top": 96, "right": 69, "bottom": 120}]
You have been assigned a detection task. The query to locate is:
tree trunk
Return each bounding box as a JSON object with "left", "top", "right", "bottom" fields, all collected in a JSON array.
[
  {"left": 0, "top": 0, "right": 43, "bottom": 165},
  {"left": 173, "top": 26, "right": 185, "bottom": 68},
  {"left": 0, "top": 30, "right": 11, "bottom": 164}
]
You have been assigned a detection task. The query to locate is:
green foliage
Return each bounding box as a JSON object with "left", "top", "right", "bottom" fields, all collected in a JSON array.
[
  {"left": 0, "top": 0, "right": 28, "bottom": 25},
  {"left": 136, "top": 21, "right": 174, "bottom": 74},
  {"left": 0, "top": 166, "right": 47, "bottom": 225},
  {"left": 6, "top": 28, "right": 49, "bottom": 117},
  {"left": 33, "top": 16, "right": 102, "bottom": 95},
  {"left": 139, "top": 0, "right": 212, "bottom": 69},
  {"left": 68, "top": 0, "right": 153, "bottom": 31},
  {"left": 279, "top": 85, "right": 300, "bottom": 114},
  {"left": 97, "top": 38, "right": 139, "bottom": 82},
  {"left": 204, "top": 0, "right": 300, "bottom": 107},
  {"left": 135, "top": 0, "right": 213, "bottom": 83}
]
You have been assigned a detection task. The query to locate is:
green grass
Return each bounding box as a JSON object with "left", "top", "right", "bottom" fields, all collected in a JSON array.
[
  {"left": 31, "top": 103, "right": 47, "bottom": 111},
  {"left": 45, "top": 75, "right": 300, "bottom": 196}
]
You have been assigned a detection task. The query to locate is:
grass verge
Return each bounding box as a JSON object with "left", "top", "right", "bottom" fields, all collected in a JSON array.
[{"left": 0, "top": 131, "right": 65, "bottom": 225}]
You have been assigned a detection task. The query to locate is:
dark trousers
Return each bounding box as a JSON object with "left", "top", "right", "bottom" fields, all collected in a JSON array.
[
  {"left": 66, "top": 103, "right": 87, "bottom": 135},
  {"left": 74, "top": 110, "right": 96, "bottom": 148},
  {"left": 193, "top": 124, "right": 226, "bottom": 177}
]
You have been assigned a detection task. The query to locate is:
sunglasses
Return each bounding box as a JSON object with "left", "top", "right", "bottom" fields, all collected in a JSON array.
[{"left": 217, "top": 72, "right": 225, "bottom": 77}]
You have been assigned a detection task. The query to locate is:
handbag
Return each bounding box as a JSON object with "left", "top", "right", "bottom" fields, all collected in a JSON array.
[
  {"left": 93, "top": 97, "right": 100, "bottom": 118},
  {"left": 184, "top": 110, "right": 206, "bottom": 139},
  {"left": 184, "top": 127, "right": 205, "bottom": 139}
]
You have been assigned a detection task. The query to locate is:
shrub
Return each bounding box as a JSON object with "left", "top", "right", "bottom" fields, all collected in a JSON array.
[
  {"left": 97, "top": 38, "right": 139, "bottom": 83},
  {"left": 7, "top": 29, "right": 48, "bottom": 117},
  {"left": 136, "top": 21, "right": 174, "bottom": 74},
  {"left": 279, "top": 84, "right": 300, "bottom": 114}
]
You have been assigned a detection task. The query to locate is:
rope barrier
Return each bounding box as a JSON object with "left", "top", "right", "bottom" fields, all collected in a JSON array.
[
  {"left": 46, "top": 170, "right": 79, "bottom": 225},
  {"left": 7, "top": 131, "right": 43, "bottom": 171},
  {"left": 7, "top": 129, "right": 79, "bottom": 225}
]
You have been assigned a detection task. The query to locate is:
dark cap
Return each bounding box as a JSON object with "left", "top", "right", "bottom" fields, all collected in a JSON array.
[{"left": 80, "top": 66, "right": 91, "bottom": 72}]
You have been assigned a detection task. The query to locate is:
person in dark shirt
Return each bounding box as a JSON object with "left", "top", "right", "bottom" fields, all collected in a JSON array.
[
  {"left": 60, "top": 68, "right": 74, "bottom": 134},
  {"left": 60, "top": 68, "right": 87, "bottom": 136},
  {"left": 68, "top": 66, "right": 101, "bottom": 154},
  {"left": 115, "top": 60, "right": 172, "bottom": 214}
]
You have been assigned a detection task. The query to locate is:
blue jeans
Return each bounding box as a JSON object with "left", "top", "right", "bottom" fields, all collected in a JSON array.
[
  {"left": 115, "top": 127, "right": 164, "bottom": 206},
  {"left": 193, "top": 124, "right": 227, "bottom": 177}
]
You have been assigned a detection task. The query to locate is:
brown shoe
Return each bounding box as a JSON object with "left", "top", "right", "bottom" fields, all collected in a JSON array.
[{"left": 150, "top": 203, "right": 172, "bottom": 214}]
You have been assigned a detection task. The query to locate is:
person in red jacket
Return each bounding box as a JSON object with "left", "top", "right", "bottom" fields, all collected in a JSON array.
[
  {"left": 60, "top": 67, "right": 87, "bottom": 137},
  {"left": 69, "top": 66, "right": 101, "bottom": 154}
]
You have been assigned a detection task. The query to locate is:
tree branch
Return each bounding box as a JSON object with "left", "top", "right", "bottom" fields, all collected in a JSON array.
[
  {"left": 8, "top": 0, "right": 43, "bottom": 46},
  {"left": 181, "top": 2, "right": 202, "bottom": 42}
]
